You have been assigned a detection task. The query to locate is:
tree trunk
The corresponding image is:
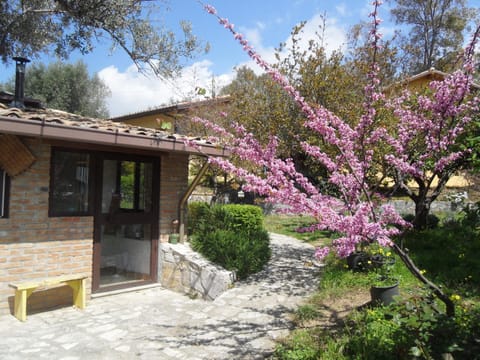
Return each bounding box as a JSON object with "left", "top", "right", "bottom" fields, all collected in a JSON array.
[{"left": 413, "top": 198, "right": 431, "bottom": 229}]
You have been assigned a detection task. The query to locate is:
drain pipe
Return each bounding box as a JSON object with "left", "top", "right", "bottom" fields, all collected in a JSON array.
[{"left": 178, "top": 158, "right": 210, "bottom": 243}]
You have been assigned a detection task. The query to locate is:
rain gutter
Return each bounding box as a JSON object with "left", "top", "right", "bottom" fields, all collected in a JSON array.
[{"left": 0, "top": 116, "right": 228, "bottom": 157}]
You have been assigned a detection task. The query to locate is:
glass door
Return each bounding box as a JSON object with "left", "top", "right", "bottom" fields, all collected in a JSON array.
[{"left": 92, "top": 155, "right": 159, "bottom": 292}]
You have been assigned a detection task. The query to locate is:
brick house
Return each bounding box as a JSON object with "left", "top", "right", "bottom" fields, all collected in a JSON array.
[{"left": 0, "top": 76, "right": 226, "bottom": 316}]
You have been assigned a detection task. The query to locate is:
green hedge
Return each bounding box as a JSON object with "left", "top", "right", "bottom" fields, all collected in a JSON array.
[
  {"left": 187, "top": 201, "right": 211, "bottom": 235},
  {"left": 188, "top": 202, "right": 264, "bottom": 235},
  {"left": 188, "top": 202, "right": 271, "bottom": 280},
  {"left": 222, "top": 204, "right": 264, "bottom": 233}
]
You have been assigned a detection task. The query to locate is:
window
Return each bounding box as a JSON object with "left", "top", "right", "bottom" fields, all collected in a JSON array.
[
  {"left": 101, "top": 160, "right": 153, "bottom": 214},
  {"left": 0, "top": 169, "right": 9, "bottom": 218},
  {"left": 50, "top": 150, "right": 91, "bottom": 216}
]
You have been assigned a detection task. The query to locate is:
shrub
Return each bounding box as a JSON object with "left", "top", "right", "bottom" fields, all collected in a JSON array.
[
  {"left": 188, "top": 203, "right": 264, "bottom": 235},
  {"left": 192, "top": 228, "right": 270, "bottom": 280},
  {"left": 222, "top": 204, "right": 264, "bottom": 234},
  {"left": 342, "top": 295, "right": 480, "bottom": 359},
  {"left": 402, "top": 213, "right": 415, "bottom": 223},
  {"left": 187, "top": 201, "right": 211, "bottom": 235},
  {"left": 345, "top": 308, "right": 408, "bottom": 360},
  {"left": 458, "top": 201, "right": 480, "bottom": 228},
  {"left": 189, "top": 203, "right": 271, "bottom": 279},
  {"left": 401, "top": 213, "right": 440, "bottom": 229},
  {"left": 426, "top": 214, "right": 440, "bottom": 228}
]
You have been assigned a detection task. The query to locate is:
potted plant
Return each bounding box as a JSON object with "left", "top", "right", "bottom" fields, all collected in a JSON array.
[
  {"left": 347, "top": 251, "right": 370, "bottom": 271},
  {"left": 169, "top": 219, "right": 180, "bottom": 244},
  {"left": 346, "top": 241, "right": 372, "bottom": 271},
  {"left": 369, "top": 249, "right": 399, "bottom": 306}
]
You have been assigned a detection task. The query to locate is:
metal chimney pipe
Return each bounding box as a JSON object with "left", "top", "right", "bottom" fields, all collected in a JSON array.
[{"left": 11, "top": 57, "right": 30, "bottom": 109}]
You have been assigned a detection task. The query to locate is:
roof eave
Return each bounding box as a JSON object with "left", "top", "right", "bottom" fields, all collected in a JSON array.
[{"left": 0, "top": 116, "right": 229, "bottom": 157}]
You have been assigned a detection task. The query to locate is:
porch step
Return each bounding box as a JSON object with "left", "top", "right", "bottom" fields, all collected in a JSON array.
[{"left": 91, "top": 283, "right": 163, "bottom": 299}]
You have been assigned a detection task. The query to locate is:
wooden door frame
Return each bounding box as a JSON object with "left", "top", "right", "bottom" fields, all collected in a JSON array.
[{"left": 92, "top": 152, "right": 160, "bottom": 293}]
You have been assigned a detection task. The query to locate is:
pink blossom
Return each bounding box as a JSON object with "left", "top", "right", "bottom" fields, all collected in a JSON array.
[
  {"left": 203, "top": 4, "right": 216, "bottom": 14},
  {"left": 314, "top": 247, "right": 330, "bottom": 261},
  {"left": 199, "top": 0, "right": 480, "bottom": 260}
]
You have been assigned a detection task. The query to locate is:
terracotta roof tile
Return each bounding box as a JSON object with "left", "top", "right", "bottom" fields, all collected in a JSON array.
[
  {"left": 0, "top": 106, "right": 215, "bottom": 144},
  {"left": 0, "top": 105, "right": 225, "bottom": 156}
]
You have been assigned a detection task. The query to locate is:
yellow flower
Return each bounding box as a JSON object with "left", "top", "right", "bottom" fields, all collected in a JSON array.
[
  {"left": 450, "top": 294, "right": 461, "bottom": 302},
  {"left": 420, "top": 269, "right": 427, "bottom": 275},
  {"left": 386, "top": 251, "right": 392, "bottom": 257}
]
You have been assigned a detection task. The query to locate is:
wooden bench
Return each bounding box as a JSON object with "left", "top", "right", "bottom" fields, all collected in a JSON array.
[{"left": 9, "top": 274, "right": 87, "bottom": 322}]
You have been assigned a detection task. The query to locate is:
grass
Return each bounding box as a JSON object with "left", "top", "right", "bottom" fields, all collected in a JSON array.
[
  {"left": 263, "top": 214, "right": 332, "bottom": 247},
  {"left": 265, "top": 212, "right": 480, "bottom": 359},
  {"left": 404, "top": 227, "right": 480, "bottom": 300}
]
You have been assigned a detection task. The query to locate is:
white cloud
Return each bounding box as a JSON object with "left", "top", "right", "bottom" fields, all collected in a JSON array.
[
  {"left": 258, "top": 13, "right": 347, "bottom": 68},
  {"left": 280, "top": 14, "right": 347, "bottom": 58},
  {"left": 99, "top": 60, "right": 234, "bottom": 117},
  {"left": 99, "top": 11, "right": 348, "bottom": 117},
  {"left": 233, "top": 12, "right": 347, "bottom": 76}
]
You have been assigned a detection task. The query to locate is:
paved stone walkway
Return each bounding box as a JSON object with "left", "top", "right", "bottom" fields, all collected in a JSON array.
[{"left": 0, "top": 233, "right": 321, "bottom": 360}]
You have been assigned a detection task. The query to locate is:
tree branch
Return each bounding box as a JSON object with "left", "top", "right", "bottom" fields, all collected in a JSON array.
[{"left": 391, "top": 241, "right": 455, "bottom": 316}]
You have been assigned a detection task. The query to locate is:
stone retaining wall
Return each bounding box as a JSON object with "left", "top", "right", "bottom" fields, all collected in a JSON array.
[
  {"left": 386, "top": 199, "right": 465, "bottom": 215},
  {"left": 158, "top": 243, "right": 235, "bottom": 300},
  {"left": 263, "top": 200, "right": 465, "bottom": 217}
]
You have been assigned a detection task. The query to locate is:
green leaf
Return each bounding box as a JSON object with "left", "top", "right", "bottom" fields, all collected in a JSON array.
[{"left": 160, "top": 121, "right": 172, "bottom": 130}]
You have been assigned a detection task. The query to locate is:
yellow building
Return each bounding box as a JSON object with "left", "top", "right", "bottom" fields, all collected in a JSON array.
[{"left": 111, "top": 96, "right": 231, "bottom": 136}]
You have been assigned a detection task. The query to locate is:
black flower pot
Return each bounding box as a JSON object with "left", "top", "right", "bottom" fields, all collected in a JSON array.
[
  {"left": 370, "top": 282, "right": 399, "bottom": 306},
  {"left": 347, "top": 251, "right": 369, "bottom": 271}
]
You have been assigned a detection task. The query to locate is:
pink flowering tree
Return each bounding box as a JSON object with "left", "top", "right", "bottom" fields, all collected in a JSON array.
[
  {"left": 195, "top": 1, "right": 480, "bottom": 317},
  {"left": 385, "top": 56, "right": 480, "bottom": 230}
]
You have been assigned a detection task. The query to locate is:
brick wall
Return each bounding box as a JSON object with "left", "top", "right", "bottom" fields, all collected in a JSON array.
[
  {"left": 0, "top": 137, "right": 191, "bottom": 317},
  {"left": 159, "top": 153, "right": 189, "bottom": 241},
  {"left": 0, "top": 138, "right": 93, "bottom": 315}
]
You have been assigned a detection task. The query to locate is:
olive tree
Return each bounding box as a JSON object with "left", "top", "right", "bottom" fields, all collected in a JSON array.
[{"left": 0, "top": 0, "right": 206, "bottom": 77}]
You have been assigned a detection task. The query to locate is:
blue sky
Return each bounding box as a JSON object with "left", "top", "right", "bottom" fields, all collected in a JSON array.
[
  {"left": 98, "top": 0, "right": 390, "bottom": 116},
  {"left": 1, "top": 0, "right": 478, "bottom": 116}
]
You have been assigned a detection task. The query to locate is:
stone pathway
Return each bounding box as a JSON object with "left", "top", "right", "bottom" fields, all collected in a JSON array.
[{"left": 0, "top": 233, "right": 321, "bottom": 359}]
